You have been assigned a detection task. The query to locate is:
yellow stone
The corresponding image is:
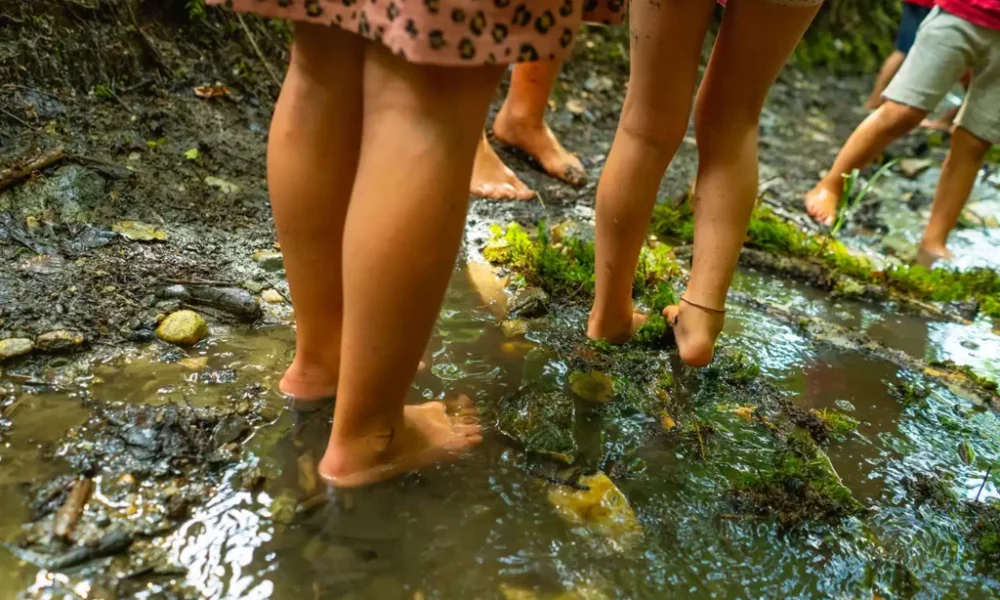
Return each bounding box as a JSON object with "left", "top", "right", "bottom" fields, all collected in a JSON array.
[
  {"left": 661, "top": 412, "right": 676, "bottom": 431},
  {"left": 733, "top": 406, "right": 756, "bottom": 422},
  {"left": 261, "top": 289, "right": 284, "bottom": 304},
  {"left": 502, "top": 341, "right": 535, "bottom": 357},
  {"left": 156, "top": 310, "right": 209, "bottom": 346},
  {"left": 547, "top": 473, "right": 642, "bottom": 551},
  {"left": 112, "top": 220, "right": 169, "bottom": 241},
  {"left": 499, "top": 586, "right": 538, "bottom": 600},
  {"left": 500, "top": 319, "right": 528, "bottom": 338},
  {"left": 0, "top": 338, "right": 34, "bottom": 361},
  {"left": 569, "top": 371, "right": 614, "bottom": 403}
]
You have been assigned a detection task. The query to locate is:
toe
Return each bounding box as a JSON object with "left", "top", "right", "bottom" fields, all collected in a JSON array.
[
  {"left": 453, "top": 422, "right": 482, "bottom": 436},
  {"left": 562, "top": 165, "right": 587, "bottom": 187}
]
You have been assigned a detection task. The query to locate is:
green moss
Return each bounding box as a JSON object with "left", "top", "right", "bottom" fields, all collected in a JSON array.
[
  {"left": 812, "top": 409, "right": 859, "bottom": 438},
  {"left": 484, "top": 223, "right": 681, "bottom": 308},
  {"left": 929, "top": 360, "right": 999, "bottom": 393},
  {"left": 631, "top": 314, "right": 668, "bottom": 349},
  {"left": 651, "top": 200, "right": 1000, "bottom": 317},
  {"left": 734, "top": 428, "right": 864, "bottom": 527},
  {"left": 972, "top": 504, "right": 1000, "bottom": 564}
]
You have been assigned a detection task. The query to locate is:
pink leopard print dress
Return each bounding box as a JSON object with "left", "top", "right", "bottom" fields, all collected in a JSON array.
[{"left": 209, "top": 0, "right": 628, "bottom": 66}]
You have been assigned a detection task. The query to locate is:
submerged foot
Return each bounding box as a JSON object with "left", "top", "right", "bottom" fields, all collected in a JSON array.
[
  {"left": 493, "top": 110, "right": 587, "bottom": 187},
  {"left": 804, "top": 184, "right": 839, "bottom": 227},
  {"left": 318, "top": 397, "right": 482, "bottom": 488},
  {"left": 586, "top": 310, "right": 648, "bottom": 345},
  {"left": 471, "top": 134, "right": 537, "bottom": 201},
  {"left": 916, "top": 243, "right": 954, "bottom": 268},
  {"left": 663, "top": 300, "right": 726, "bottom": 368}
]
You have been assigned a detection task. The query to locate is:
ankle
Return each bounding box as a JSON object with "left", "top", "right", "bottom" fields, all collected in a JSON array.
[
  {"left": 495, "top": 104, "right": 544, "bottom": 132},
  {"left": 281, "top": 358, "right": 339, "bottom": 398}
]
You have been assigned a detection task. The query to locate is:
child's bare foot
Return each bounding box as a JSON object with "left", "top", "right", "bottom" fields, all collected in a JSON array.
[
  {"left": 318, "top": 397, "right": 482, "bottom": 488},
  {"left": 280, "top": 360, "right": 338, "bottom": 407},
  {"left": 805, "top": 184, "right": 840, "bottom": 227},
  {"left": 586, "top": 310, "right": 647, "bottom": 345},
  {"left": 916, "top": 243, "right": 954, "bottom": 268},
  {"left": 493, "top": 109, "right": 587, "bottom": 187},
  {"left": 662, "top": 299, "right": 725, "bottom": 368},
  {"left": 471, "top": 134, "right": 537, "bottom": 201}
]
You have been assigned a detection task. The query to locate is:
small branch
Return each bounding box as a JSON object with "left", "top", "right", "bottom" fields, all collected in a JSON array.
[
  {"left": 53, "top": 478, "right": 94, "bottom": 540},
  {"left": 0, "top": 106, "right": 35, "bottom": 130},
  {"left": 237, "top": 14, "right": 282, "bottom": 88},
  {"left": 0, "top": 147, "right": 67, "bottom": 192},
  {"left": 977, "top": 466, "right": 992, "bottom": 503}
]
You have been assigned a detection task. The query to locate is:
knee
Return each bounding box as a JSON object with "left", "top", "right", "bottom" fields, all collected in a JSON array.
[
  {"left": 952, "top": 126, "right": 993, "bottom": 159},
  {"left": 692, "top": 96, "right": 759, "bottom": 154},
  {"left": 617, "top": 98, "right": 690, "bottom": 164},
  {"left": 877, "top": 101, "right": 927, "bottom": 134}
]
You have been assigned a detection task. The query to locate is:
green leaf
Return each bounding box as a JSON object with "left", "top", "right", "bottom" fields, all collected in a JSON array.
[{"left": 184, "top": 148, "right": 201, "bottom": 161}]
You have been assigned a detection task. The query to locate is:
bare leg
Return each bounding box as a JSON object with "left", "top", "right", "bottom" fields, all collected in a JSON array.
[
  {"left": 320, "top": 43, "right": 504, "bottom": 487},
  {"left": 865, "top": 50, "right": 905, "bottom": 111},
  {"left": 662, "top": 0, "right": 821, "bottom": 367},
  {"left": 470, "top": 131, "right": 537, "bottom": 201},
  {"left": 587, "top": 0, "right": 716, "bottom": 344},
  {"left": 269, "top": 24, "right": 363, "bottom": 402},
  {"left": 918, "top": 126, "right": 992, "bottom": 266},
  {"left": 805, "top": 100, "right": 927, "bottom": 226},
  {"left": 493, "top": 60, "right": 587, "bottom": 186}
]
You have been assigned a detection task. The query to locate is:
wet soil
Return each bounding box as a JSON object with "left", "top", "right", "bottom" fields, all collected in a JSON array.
[{"left": 3, "top": 2, "right": 1000, "bottom": 599}]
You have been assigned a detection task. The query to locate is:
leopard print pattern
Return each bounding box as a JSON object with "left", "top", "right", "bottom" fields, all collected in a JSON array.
[{"left": 210, "top": 0, "right": 627, "bottom": 66}]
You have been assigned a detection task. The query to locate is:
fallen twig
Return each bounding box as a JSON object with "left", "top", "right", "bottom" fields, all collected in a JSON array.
[
  {"left": 237, "top": 14, "right": 282, "bottom": 87},
  {"left": 977, "top": 466, "right": 992, "bottom": 502},
  {"left": 53, "top": 478, "right": 93, "bottom": 540},
  {"left": 0, "top": 107, "right": 35, "bottom": 130},
  {"left": 0, "top": 147, "right": 67, "bottom": 192}
]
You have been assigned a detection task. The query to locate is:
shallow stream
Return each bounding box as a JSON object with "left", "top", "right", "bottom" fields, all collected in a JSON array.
[{"left": 4, "top": 260, "right": 1000, "bottom": 599}]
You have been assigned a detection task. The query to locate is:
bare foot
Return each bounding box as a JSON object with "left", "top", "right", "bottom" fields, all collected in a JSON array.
[
  {"left": 663, "top": 302, "right": 725, "bottom": 368},
  {"left": 318, "top": 397, "right": 482, "bottom": 488},
  {"left": 471, "top": 134, "right": 537, "bottom": 201},
  {"left": 280, "top": 360, "right": 338, "bottom": 408},
  {"left": 916, "top": 244, "right": 954, "bottom": 268},
  {"left": 805, "top": 184, "right": 840, "bottom": 227},
  {"left": 586, "top": 310, "right": 648, "bottom": 345},
  {"left": 492, "top": 110, "right": 587, "bottom": 187}
]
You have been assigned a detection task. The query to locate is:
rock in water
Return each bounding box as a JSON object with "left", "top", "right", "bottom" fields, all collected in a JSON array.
[
  {"left": 509, "top": 287, "right": 549, "bottom": 318},
  {"left": 35, "top": 330, "right": 84, "bottom": 351},
  {"left": 569, "top": 371, "right": 614, "bottom": 403},
  {"left": 0, "top": 338, "right": 34, "bottom": 361},
  {"left": 157, "top": 311, "right": 209, "bottom": 346},
  {"left": 496, "top": 389, "right": 576, "bottom": 461},
  {"left": 547, "top": 472, "right": 642, "bottom": 551}
]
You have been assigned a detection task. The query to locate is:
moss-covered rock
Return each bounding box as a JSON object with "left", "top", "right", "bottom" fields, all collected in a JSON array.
[
  {"left": 0, "top": 338, "right": 34, "bottom": 361},
  {"left": 496, "top": 389, "right": 577, "bottom": 460},
  {"left": 569, "top": 371, "right": 614, "bottom": 404},
  {"left": 733, "top": 429, "right": 864, "bottom": 527}
]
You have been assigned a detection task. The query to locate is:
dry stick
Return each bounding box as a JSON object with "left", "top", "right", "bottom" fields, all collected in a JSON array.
[
  {"left": 53, "top": 478, "right": 94, "bottom": 540},
  {"left": 0, "top": 106, "right": 34, "bottom": 130},
  {"left": 0, "top": 147, "right": 67, "bottom": 192},
  {"left": 977, "top": 466, "right": 993, "bottom": 503},
  {"left": 237, "top": 14, "right": 283, "bottom": 88}
]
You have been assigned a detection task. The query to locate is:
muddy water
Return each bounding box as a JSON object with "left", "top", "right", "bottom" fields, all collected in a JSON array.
[{"left": 3, "top": 265, "right": 1000, "bottom": 599}]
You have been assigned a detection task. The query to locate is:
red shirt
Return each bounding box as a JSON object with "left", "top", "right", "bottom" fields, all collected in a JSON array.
[
  {"left": 936, "top": 0, "right": 1000, "bottom": 30},
  {"left": 905, "top": 0, "right": 936, "bottom": 8}
]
